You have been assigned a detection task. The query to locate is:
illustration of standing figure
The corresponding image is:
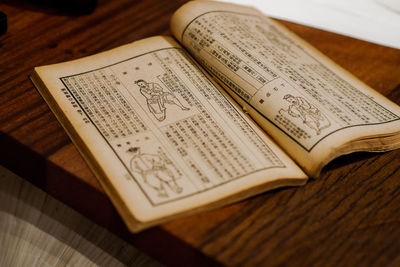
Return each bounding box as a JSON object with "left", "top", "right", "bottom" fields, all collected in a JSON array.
[
  {"left": 127, "top": 147, "right": 183, "bottom": 198},
  {"left": 135, "top": 79, "right": 189, "bottom": 121},
  {"left": 280, "top": 94, "right": 331, "bottom": 135}
]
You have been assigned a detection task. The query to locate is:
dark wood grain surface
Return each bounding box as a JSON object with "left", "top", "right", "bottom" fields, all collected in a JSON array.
[{"left": 1, "top": 0, "right": 400, "bottom": 266}]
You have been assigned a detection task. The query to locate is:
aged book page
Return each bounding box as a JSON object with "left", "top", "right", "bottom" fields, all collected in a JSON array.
[
  {"left": 31, "top": 36, "right": 306, "bottom": 232},
  {"left": 171, "top": 1, "right": 400, "bottom": 177}
]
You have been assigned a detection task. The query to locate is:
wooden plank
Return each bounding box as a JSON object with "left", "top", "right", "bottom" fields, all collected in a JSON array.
[{"left": 1, "top": 1, "right": 400, "bottom": 266}]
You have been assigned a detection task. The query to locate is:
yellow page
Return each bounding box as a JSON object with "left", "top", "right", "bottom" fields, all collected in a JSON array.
[
  {"left": 32, "top": 36, "right": 306, "bottom": 232},
  {"left": 171, "top": 1, "right": 400, "bottom": 177}
]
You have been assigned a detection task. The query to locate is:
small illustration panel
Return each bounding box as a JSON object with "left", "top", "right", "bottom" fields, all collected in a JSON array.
[
  {"left": 134, "top": 79, "right": 190, "bottom": 122},
  {"left": 280, "top": 94, "right": 331, "bottom": 136},
  {"left": 127, "top": 146, "right": 183, "bottom": 198}
]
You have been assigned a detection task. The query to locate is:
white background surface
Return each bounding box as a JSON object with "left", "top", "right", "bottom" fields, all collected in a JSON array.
[{"left": 218, "top": 0, "right": 400, "bottom": 49}]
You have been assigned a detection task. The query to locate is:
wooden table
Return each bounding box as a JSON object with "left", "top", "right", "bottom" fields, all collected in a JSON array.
[{"left": 1, "top": 0, "right": 400, "bottom": 266}]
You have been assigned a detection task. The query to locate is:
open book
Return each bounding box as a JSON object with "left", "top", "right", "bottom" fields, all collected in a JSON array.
[{"left": 30, "top": 1, "right": 400, "bottom": 232}]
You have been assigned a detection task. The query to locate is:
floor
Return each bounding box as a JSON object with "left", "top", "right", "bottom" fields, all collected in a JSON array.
[{"left": 0, "top": 165, "right": 161, "bottom": 266}]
